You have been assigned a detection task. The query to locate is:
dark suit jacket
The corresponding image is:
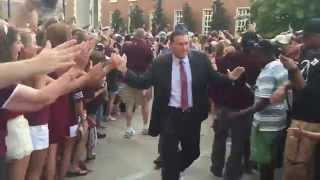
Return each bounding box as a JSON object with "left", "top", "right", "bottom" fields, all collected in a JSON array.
[{"left": 125, "top": 50, "right": 233, "bottom": 137}]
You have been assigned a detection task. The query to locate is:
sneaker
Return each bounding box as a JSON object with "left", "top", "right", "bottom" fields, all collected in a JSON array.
[
  {"left": 142, "top": 128, "right": 149, "bottom": 135},
  {"left": 124, "top": 128, "right": 135, "bottom": 139},
  {"left": 153, "top": 156, "right": 162, "bottom": 164},
  {"left": 108, "top": 116, "right": 117, "bottom": 121},
  {"left": 97, "top": 132, "right": 106, "bottom": 139},
  {"left": 86, "top": 153, "right": 96, "bottom": 161},
  {"left": 179, "top": 171, "right": 185, "bottom": 180},
  {"left": 153, "top": 156, "right": 163, "bottom": 169}
]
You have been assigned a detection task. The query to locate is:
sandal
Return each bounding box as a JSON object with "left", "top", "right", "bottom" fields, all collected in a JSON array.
[
  {"left": 79, "top": 161, "right": 93, "bottom": 172},
  {"left": 66, "top": 169, "right": 89, "bottom": 177}
]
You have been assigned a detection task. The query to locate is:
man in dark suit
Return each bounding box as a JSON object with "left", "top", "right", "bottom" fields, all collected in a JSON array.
[{"left": 113, "top": 29, "right": 245, "bottom": 180}]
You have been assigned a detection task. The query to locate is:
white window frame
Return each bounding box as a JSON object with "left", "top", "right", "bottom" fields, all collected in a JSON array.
[
  {"left": 149, "top": 12, "right": 154, "bottom": 31},
  {"left": 202, "top": 9, "right": 213, "bottom": 35},
  {"left": 97, "top": 0, "right": 102, "bottom": 27},
  {"left": 174, "top": 9, "right": 183, "bottom": 27},
  {"left": 73, "top": 0, "right": 77, "bottom": 22},
  {"left": 235, "top": 7, "right": 250, "bottom": 33}
]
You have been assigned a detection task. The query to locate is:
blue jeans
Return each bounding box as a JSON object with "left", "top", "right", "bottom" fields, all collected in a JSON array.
[{"left": 96, "top": 105, "right": 104, "bottom": 123}]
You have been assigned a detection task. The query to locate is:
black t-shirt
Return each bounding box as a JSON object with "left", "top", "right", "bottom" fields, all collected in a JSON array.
[
  {"left": 0, "top": 85, "right": 16, "bottom": 108},
  {"left": 291, "top": 48, "right": 320, "bottom": 122},
  {"left": 84, "top": 89, "right": 105, "bottom": 115},
  {"left": 107, "top": 70, "right": 120, "bottom": 92}
]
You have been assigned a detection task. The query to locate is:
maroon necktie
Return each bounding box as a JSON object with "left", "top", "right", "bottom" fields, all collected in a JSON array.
[{"left": 179, "top": 60, "right": 188, "bottom": 111}]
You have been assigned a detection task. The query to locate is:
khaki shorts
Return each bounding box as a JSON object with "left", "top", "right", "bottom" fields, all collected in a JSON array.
[
  {"left": 120, "top": 84, "right": 145, "bottom": 112},
  {"left": 283, "top": 120, "right": 320, "bottom": 180}
]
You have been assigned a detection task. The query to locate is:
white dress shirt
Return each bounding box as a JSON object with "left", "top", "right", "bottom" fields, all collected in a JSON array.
[{"left": 168, "top": 55, "right": 193, "bottom": 108}]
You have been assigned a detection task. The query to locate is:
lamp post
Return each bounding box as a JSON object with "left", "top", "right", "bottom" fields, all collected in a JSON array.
[
  {"left": 7, "top": 0, "right": 11, "bottom": 18},
  {"left": 62, "top": 0, "right": 66, "bottom": 17},
  {"left": 128, "top": 3, "right": 133, "bottom": 33}
]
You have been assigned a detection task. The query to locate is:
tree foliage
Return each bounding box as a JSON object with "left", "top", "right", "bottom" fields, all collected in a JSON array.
[
  {"left": 251, "top": 0, "right": 320, "bottom": 37},
  {"left": 182, "top": 3, "right": 195, "bottom": 32},
  {"left": 129, "top": 5, "right": 145, "bottom": 32},
  {"left": 152, "top": 0, "right": 166, "bottom": 35},
  {"left": 111, "top": 9, "right": 124, "bottom": 33},
  {"left": 210, "top": 0, "right": 230, "bottom": 31}
]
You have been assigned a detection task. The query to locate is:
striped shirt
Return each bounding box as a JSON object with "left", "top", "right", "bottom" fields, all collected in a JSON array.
[{"left": 253, "top": 60, "right": 288, "bottom": 131}]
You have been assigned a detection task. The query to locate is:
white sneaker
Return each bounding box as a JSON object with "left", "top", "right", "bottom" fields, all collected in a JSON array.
[
  {"left": 179, "top": 171, "right": 185, "bottom": 180},
  {"left": 124, "top": 128, "right": 135, "bottom": 139},
  {"left": 179, "top": 175, "right": 184, "bottom": 180},
  {"left": 108, "top": 116, "right": 117, "bottom": 121}
]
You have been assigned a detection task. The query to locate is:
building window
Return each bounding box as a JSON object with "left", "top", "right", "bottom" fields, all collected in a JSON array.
[
  {"left": 235, "top": 7, "right": 250, "bottom": 33},
  {"left": 73, "top": 0, "right": 77, "bottom": 21},
  {"left": 98, "top": 0, "right": 101, "bottom": 25},
  {"left": 174, "top": 10, "right": 183, "bottom": 26},
  {"left": 109, "top": 11, "right": 113, "bottom": 25},
  {"left": 149, "top": 12, "right": 154, "bottom": 32},
  {"left": 202, "top": 9, "right": 213, "bottom": 35}
]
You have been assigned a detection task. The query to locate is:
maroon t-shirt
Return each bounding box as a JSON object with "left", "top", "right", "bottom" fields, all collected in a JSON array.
[
  {"left": 25, "top": 106, "right": 50, "bottom": 126},
  {"left": 209, "top": 52, "right": 262, "bottom": 109},
  {"left": 48, "top": 73, "right": 78, "bottom": 144},
  {"left": 49, "top": 94, "right": 77, "bottom": 143},
  {"left": 122, "top": 38, "right": 153, "bottom": 74}
]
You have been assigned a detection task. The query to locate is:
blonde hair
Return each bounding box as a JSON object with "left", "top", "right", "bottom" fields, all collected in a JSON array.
[{"left": 20, "top": 31, "right": 36, "bottom": 48}]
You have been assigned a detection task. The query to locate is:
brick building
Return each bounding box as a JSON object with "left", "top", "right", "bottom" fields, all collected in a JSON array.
[
  {"left": 0, "top": 0, "right": 251, "bottom": 35},
  {"left": 101, "top": 0, "right": 251, "bottom": 34}
]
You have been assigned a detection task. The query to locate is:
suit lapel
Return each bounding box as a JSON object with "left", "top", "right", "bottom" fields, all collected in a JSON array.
[
  {"left": 188, "top": 52, "right": 196, "bottom": 90},
  {"left": 164, "top": 54, "right": 173, "bottom": 96}
]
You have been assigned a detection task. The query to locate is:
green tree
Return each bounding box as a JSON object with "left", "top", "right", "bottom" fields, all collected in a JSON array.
[
  {"left": 111, "top": 9, "right": 124, "bottom": 33},
  {"left": 152, "top": 0, "right": 166, "bottom": 35},
  {"left": 182, "top": 3, "right": 195, "bottom": 32},
  {"left": 210, "top": 0, "right": 230, "bottom": 31},
  {"left": 251, "top": 0, "right": 320, "bottom": 38},
  {"left": 129, "top": 5, "right": 145, "bottom": 32}
]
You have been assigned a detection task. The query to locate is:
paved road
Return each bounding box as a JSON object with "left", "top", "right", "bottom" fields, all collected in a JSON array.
[{"left": 70, "top": 111, "right": 264, "bottom": 180}]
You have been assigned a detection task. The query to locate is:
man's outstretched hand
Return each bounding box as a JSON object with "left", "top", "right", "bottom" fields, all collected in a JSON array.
[{"left": 111, "top": 53, "right": 128, "bottom": 73}]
